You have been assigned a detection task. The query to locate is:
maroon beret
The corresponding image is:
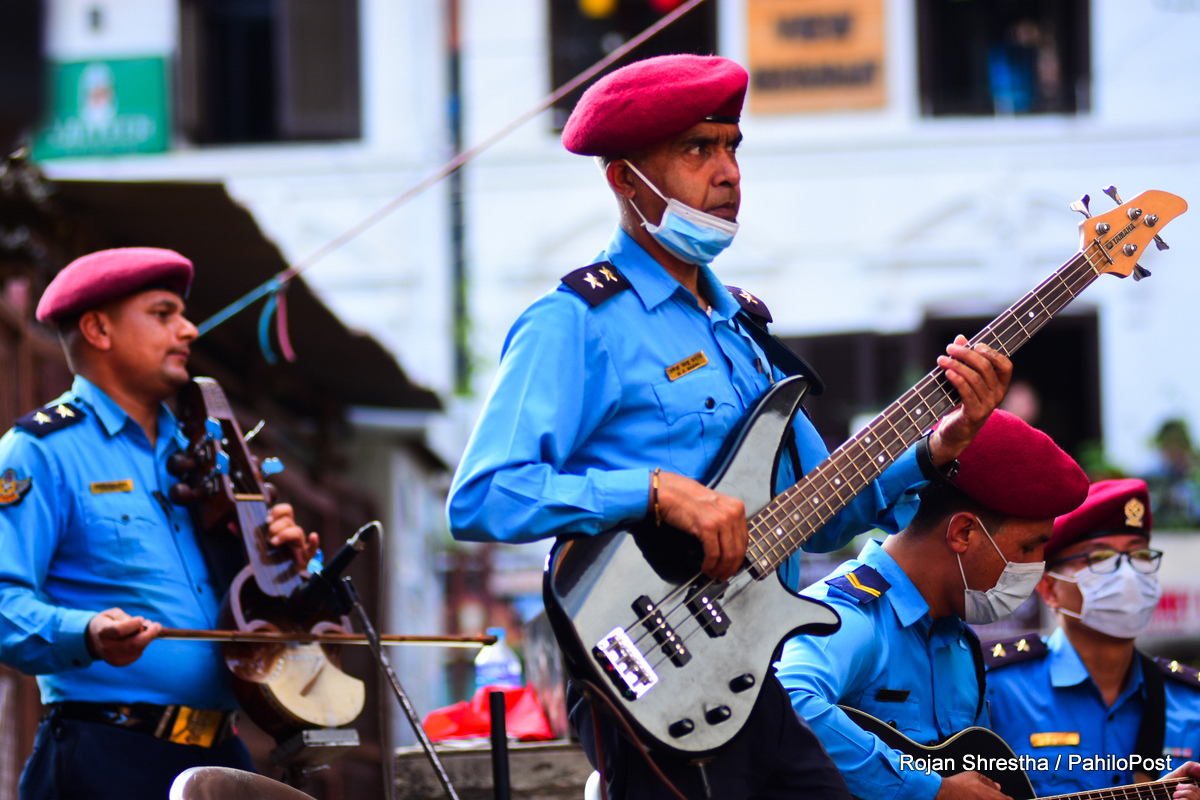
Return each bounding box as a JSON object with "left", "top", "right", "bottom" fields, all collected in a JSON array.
[
  {"left": 562, "top": 54, "right": 748, "bottom": 157},
  {"left": 36, "top": 247, "right": 193, "bottom": 323},
  {"left": 1046, "top": 479, "right": 1152, "bottom": 558},
  {"left": 947, "top": 410, "right": 1089, "bottom": 520}
]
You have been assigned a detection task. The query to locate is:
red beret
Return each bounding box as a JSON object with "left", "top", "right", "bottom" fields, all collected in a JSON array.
[
  {"left": 562, "top": 54, "right": 748, "bottom": 157},
  {"left": 947, "top": 410, "right": 1089, "bottom": 520},
  {"left": 1046, "top": 479, "right": 1152, "bottom": 558},
  {"left": 36, "top": 247, "right": 193, "bottom": 323}
]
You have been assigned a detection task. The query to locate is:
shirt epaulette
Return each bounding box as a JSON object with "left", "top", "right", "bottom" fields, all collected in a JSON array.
[
  {"left": 1155, "top": 657, "right": 1200, "bottom": 689},
  {"left": 561, "top": 262, "right": 632, "bottom": 308},
  {"left": 826, "top": 564, "right": 890, "bottom": 604},
  {"left": 725, "top": 285, "right": 773, "bottom": 324},
  {"left": 14, "top": 402, "right": 86, "bottom": 438},
  {"left": 983, "top": 633, "right": 1047, "bottom": 668}
]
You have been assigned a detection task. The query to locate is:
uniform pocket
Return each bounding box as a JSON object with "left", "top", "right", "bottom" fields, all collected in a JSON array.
[
  {"left": 652, "top": 370, "right": 739, "bottom": 477},
  {"left": 81, "top": 493, "right": 166, "bottom": 578}
]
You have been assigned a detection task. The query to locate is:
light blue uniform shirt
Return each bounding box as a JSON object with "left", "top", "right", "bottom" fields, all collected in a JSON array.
[
  {"left": 0, "top": 375, "right": 234, "bottom": 709},
  {"left": 447, "top": 228, "right": 928, "bottom": 586},
  {"left": 775, "top": 539, "right": 987, "bottom": 800},
  {"left": 987, "top": 627, "right": 1200, "bottom": 796}
]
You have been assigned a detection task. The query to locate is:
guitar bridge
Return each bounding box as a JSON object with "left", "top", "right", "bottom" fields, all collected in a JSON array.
[
  {"left": 594, "top": 628, "right": 659, "bottom": 700},
  {"left": 633, "top": 596, "right": 691, "bottom": 666}
]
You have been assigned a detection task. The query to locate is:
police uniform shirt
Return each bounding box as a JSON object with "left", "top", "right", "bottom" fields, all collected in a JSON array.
[
  {"left": 776, "top": 539, "right": 987, "bottom": 800},
  {"left": 986, "top": 627, "right": 1200, "bottom": 795},
  {"left": 0, "top": 375, "right": 232, "bottom": 709},
  {"left": 447, "top": 227, "right": 928, "bottom": 584}
]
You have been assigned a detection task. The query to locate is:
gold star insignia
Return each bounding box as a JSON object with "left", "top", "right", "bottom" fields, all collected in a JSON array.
[
  {"left": 598, "top": 266, "right": 617, "bottom": 283},
  {"left": 1171, "top": 660, "right": 1183, "bottom": 673},
  {"left": 739, "top": 290, "right": 757, "bottom": 305},
  {"left": 55, "top": 405, "right": 74, "bottom": 418},
  {"left": 33, "top": 412, "right": 51, "bottom": 425},
  {"left": 992, "top": 643, "right": 1007, "bottom": 659},
  {"left": 1017, "top": 638, "right": 1030, "bottom": 652},
  {"left": 584, "top": 273, "right": 603, "bottom": 290}
]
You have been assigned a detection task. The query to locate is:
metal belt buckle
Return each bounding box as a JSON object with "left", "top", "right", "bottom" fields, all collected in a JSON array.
[{"left": 167, "top": 707, "right": 225, "bottom": 748}]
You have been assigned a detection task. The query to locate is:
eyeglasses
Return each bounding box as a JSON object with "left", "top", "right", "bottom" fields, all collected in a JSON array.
[{"left": 1048, "top": 548, "right": 1163, "bottom": 575}]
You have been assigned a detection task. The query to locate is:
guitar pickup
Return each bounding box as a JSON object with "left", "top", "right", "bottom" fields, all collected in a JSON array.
[
  {"left": 594, "top": 627, "right": 659, "bottom": 700},
  {"left": 632, "top": 596, "right": 691, "bottom": 667},
  {"left": 687, "top": 588, "right": 730, "bottom": 637}
]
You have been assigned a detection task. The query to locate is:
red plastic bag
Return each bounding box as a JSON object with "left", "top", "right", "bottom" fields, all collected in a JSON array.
[{"left": 423, "top": 685, "right": 554, "bottom": 742}]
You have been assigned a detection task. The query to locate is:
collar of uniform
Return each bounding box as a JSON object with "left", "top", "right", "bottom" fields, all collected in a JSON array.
[
  {"left": 601, "top": 227, "right": 740, "bottom": 320},
  {"left": 858, "top": 538, "right": 931, "bottom": 627},
  {"left": 70, "top": 374, "right": 180, "bottom": 441},
  {"left": 1047, "top": 627, "right": 1146, "bottom": 697}
]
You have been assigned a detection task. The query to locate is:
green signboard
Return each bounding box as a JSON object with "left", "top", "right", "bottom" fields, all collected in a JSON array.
[{"left": 34, "top": 57, "right": 169, "bottom": 160}]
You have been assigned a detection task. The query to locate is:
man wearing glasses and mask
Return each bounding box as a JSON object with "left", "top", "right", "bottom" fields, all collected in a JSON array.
[{"left": 985, "top": 479, "right": 1200, "bottom": 797}]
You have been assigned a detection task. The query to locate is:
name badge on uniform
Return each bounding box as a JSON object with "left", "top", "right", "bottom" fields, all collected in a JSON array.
[
  {"left": 666, "top": 351, "right": 709, "bottom": 382},
  {"left": 1030, "top": 732, "right": 1080, "bottom": 747},
  {"left": 90, "top": 479, "right": 134, "bottom": 495}
]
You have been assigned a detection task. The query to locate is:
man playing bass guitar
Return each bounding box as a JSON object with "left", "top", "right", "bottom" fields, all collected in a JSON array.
[
  {"left": 0, "top": 248, "right": 320, "bottom": 800},
  {"left": 448, "top": 54, "right": 1011, "bottom": 800}
]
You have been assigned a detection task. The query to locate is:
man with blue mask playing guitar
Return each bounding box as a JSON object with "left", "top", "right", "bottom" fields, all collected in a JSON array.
[
  {"left": 448, "top": 54, "right": 1012, "bottom": 800},
  {"left": 986, "top": 479, "right": 1200, "bottom": 799}
]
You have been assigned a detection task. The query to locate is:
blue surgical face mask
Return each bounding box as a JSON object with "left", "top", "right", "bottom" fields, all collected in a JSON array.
[{"left": 622, "top": 160, "right": 738, "bottom": 266}]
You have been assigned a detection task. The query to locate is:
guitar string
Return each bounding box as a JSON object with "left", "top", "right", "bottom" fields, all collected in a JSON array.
[
  {"left": 627, "top": 243, "right": 1104, "bottom": 656},
  {"left": 625, "top": 242, "right": 1109, "bottom": 658},
  {"left": 1039, "top": 778, "right": 1188, "bottom": 800},
  {"left": 631, "top": 247, "right": 1104, "bottom": 661}
]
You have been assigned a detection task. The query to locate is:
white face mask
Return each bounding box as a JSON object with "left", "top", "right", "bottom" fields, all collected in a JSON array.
[
  {"left": 1050, "top": 558, "right": 1162, "bottom": 639},
  {"left": 956, "top": 518, "right": 1045, "bottom": 625},
  {"left": 621, "top": 160, "right": 738, "bottom": 267}
]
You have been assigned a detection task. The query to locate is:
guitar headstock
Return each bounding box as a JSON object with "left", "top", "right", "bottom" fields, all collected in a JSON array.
[{"left": 1078, "top": 187, "right": 1187, "bottom": 279}]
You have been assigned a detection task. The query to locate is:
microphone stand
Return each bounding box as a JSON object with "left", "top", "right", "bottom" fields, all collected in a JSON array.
[{"left": 332, "top": 575, "right": 461, "bottom": 800}]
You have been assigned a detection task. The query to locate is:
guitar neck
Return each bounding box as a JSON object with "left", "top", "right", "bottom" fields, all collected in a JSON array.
[
  {"left": 747, "top": 242, "right": 1105, "bottom": 576},
  {"left": 1040, "top": 778, "right": 1190, "bottom": 800}
]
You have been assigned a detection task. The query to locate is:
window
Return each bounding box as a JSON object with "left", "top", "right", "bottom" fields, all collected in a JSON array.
[
  {"left": 548, "top": 0, "right": 718, "bottom": 129},
  {"left": 917, "top": 0, "right": 1089, "bottom": 117},
  {"left": 178, "top": 0, "right": 360, "bottom": 144}
]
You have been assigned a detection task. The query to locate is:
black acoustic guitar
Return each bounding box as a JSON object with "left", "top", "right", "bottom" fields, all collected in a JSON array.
[
  {"left": 543, "top": 189, "right": 1188, "bottom": 755},
  {"left": 842, "top": 705, "right": 1190, "bottom": 800}
]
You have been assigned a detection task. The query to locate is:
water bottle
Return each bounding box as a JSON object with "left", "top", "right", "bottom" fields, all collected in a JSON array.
[{"left": 474, "top": 627, "right": 523, "bottom": 692}]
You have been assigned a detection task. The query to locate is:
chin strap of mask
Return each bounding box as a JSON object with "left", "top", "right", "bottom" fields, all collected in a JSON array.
[{"left": 1133, "top": 652, "right": 1167, "bottom": 781}]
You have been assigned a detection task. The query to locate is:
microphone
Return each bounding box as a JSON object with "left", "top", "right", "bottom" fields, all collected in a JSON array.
[{"left": 289, "top": 521, "right": 380, "bottom": 617}]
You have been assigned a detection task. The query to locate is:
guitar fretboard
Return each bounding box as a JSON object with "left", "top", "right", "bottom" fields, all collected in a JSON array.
[
  {"left": 747, "top": 241, "right": 1109, "bottom": 576},
  {"left": 1042, "top": 777, "right": 1190, "bottom": 800}
]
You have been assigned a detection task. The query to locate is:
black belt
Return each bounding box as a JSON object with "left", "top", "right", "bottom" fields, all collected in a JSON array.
[{"left": 49, "top": 702, "right": 238, "bottom": 748}]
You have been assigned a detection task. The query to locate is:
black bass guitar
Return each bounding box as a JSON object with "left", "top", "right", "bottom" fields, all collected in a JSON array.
[
  {"left": 843, "top": 705, "right": 1191, "bottom": 800},
  {"left": 542, "top": 188, "right": 1187, "bottom": 755}
]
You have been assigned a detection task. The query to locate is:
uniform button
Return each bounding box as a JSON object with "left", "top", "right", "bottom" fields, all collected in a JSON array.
[
  {"left": 121, "top": 514, "right": 130, "bottom": 522},
  {"left": 704, "top": 397, "right": 715, "bottom": 409}
]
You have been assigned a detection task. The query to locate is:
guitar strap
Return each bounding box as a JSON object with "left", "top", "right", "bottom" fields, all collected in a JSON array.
[
  {"left": 1134, "top": 652, "right": 1167, "bottom": 780},
  {"left": 961, "top": 626, "right": 988, "bottom": 721}
]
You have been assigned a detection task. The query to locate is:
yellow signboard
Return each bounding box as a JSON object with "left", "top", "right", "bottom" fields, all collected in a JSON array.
[{"left": 747, "top": 0, "right": 886, "bottom": 114}]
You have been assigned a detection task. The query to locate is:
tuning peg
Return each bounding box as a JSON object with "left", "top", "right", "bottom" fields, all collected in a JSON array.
[
  {"left": 245, "top": 420, "right": 265, "bottom": 442},
  {"left": 1069, "top": 194, "right": 1091, "bottom": 219},
  {"left": 1105, "top": 185, "right": 1169, "bottom": 250},
  {"left": 1132, "top": 265, "right": 1152, "bottom": 281},
  {"left": 205, "top": 418, "right": 223, "bottom": 441},
  {"left": 215, "top": 451, "right": 230, "bottom": 475},
  {"left": 260, "top": 457, "right": 284, "bottom": 476}
]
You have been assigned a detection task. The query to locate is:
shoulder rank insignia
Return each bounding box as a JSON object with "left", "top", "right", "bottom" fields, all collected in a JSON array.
[
  {"left": 725, "top": 285, "right": 773, "bottom": 324},
  {"left": 561, "top": 262, "right": 632, "bottom": 308},
  {"left": 14, "top": 402, "right": 85, "bottom": 437},
  {"left": 983, "top": 634, "right": 1047, "bottom": 668},
  {"left": 826, "top": 565, "right": 890, "bottom": 604},
  {"left": 1155, "top": 657, "right": 1200, "bottom": 689},
  {"left": 0, "top": 468, "right": 32, "bottom": 507}
]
